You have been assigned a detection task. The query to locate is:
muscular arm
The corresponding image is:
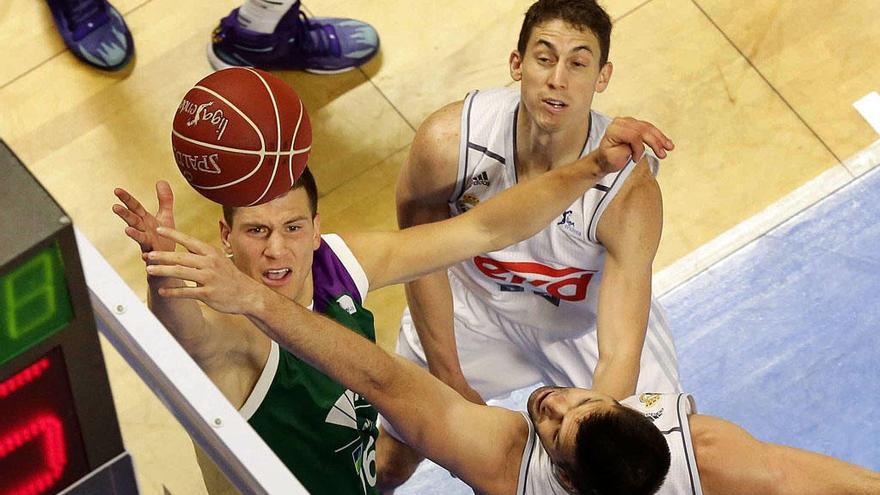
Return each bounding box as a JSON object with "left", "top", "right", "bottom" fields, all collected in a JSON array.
[
  {"left": 114, "top": 184, "right": 212, "bottom": 359},
  {"left": 592, "top": 161, "right": 662, "bottom": 399},
  {"left": 114, "top": 184, "right": 262, "bottom": 402},
  {"left": 393, "top": 101, "right": 479, "bottom": 398},
  {"left": 690, "top": 414, "right": 880, "bottom": 495},
  {"left": 348, "top": 132, "right": 616, "bottom": 290},
  {"left": 348, "top": 114, "right": 671, "bottom": 291}
]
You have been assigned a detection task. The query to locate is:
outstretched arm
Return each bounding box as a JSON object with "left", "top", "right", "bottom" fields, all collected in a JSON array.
[
  {"left": 113, "top": 182, "right": 210, "bottom": 356},
  {"left": 690, "top": 414, "right": 880, "bottom": 495},
  {"left": 112, "top": 182, "right": 247, "bottom": 370},
  {"left": 347, "top": 116, "right": 675, "bottom": 291},
  {"left": 145, "top": 229, "right": 529, "bottom": 495}
]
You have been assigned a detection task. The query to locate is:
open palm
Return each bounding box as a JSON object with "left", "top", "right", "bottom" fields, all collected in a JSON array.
[{"left": 113, "top": 181, "right": 178, "bottom": 254}]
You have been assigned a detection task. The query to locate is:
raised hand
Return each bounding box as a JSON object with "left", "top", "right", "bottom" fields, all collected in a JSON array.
[
  {"left": 144, "top": 226, "right": 263, "bottom": 315},
  {"left": 595, "top": 117, "right": 675, "bottom": 174},
  {"left": 113, "top": 181, "right": 177, "bottom": 254}
]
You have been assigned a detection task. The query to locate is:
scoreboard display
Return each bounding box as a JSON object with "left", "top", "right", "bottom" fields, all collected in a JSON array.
[{"left": 0, "top": 141, "right": 137, "bottom": 495}]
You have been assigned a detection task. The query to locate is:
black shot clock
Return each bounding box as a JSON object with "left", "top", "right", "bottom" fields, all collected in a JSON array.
[{"left": 0, "top": 140, "right": 138, "bottom": 495}]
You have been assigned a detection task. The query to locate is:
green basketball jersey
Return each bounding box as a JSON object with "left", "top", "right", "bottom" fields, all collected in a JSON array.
[{"left": 242, "top": 235, "right": 379, "bottom": 494}]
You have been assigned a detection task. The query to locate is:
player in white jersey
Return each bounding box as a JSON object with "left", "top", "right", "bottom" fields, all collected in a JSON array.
[
  {"left": 150, "top": 237, "right": 880, "bottom": 495},
  {"left": 380, "top": 0, "right": 681, "bottom": 487},
  {"left": 518, "top": 393, "right": 701, "bottom": 495},
  {"left": 395, "top": 88, "right": 680, "bottom": 397}
]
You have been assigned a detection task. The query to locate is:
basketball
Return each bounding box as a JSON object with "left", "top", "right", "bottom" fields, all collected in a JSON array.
[{"left": 171, "top": 67, "right": 312, "bottom": 207}]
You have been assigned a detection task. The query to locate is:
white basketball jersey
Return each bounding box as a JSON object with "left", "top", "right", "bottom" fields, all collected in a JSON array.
[
  {"left": 447, "top": 87, "right": 658, "bottom": 335},
  {"left": 517, "top": 393, "right": 703, "bottom": 495}
]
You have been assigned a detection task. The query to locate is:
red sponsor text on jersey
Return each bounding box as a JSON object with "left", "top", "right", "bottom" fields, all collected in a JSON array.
[{"left": 473, "top": 256, "right": 596, "bottom": 301}]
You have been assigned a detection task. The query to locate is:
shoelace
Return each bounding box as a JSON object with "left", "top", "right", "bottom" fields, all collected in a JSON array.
[
  {"left": 61, "top": 0, "right": 102, "bottom": 29},
  {"left": 290, "top": 10, "right": 340, "bottom": 57}
]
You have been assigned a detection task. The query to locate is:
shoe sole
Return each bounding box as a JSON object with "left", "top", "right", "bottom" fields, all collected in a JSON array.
[{"left": 206, "top": 41, "right": 358, "bottom": 75}]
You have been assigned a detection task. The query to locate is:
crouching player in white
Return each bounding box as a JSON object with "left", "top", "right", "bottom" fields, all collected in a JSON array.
[{"left": 144, "top": 224, "right": 880, "bottom": 495}]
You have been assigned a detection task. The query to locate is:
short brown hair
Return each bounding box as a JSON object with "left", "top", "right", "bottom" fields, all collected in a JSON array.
[
  {"left": 222, "top": 167, "right": 318, "bottom": 226},
  {"left": 517, "top": 0, "right": 613, "bottom": 66}
]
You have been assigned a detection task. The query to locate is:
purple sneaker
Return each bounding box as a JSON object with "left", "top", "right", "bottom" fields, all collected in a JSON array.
[
  {"left": 207, "top": 4, "right": 379, "bottom": 74},
  {"left": 45, "top": 0, "right": 134, "bottom": 71}
]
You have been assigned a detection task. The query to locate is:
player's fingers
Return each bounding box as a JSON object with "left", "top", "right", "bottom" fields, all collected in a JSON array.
[
  {"left": 630, "top": 140, "right": 647, "bottom": 164},
  {"left": 156, "top": 181, "right": 175, "bottom": 212},
  {"left": 612, "top": 119, "right": 646, "bottom": 160},
  {"left": 113, "top": 204, "right": 144, "bottom": 229},
  {"left": 621, "top": 119, "right": 673, "bottom": 160},
  {"left": 145, "top": 264, "right": 206, "bottom": 285},
  {"left": 145, "top": 250, "right": 209, "bottom": 270},
  {"left": 609, "top": 117, "right": 642, "bottom": 142},
  {"left": 156, "top": 285, "right": 203, "bottom": 301},
  {"left": 155, "top": 227, "right": 210, "bottom": 256},
  {"left": 114, "top": 188, "right": 149, "bottom": 218},
  {"left": 124, "top": 227, "right": 150, "bottom": 247},
  {"left": 652, "top": 126, "right": 674, "bottom": 150},
  {"left": 640, "top": 123, "right": 674, "bottom": 159},
  {"left": 638, "top": 127, "right": 668, "bottom": 160}
]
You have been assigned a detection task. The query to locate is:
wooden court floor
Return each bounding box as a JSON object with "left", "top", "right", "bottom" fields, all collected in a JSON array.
[{"left": 1, "top": 0, "right": 878, "bottom": 492}]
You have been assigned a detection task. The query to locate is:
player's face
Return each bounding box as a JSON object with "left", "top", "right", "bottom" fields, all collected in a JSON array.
[
  {"left": 527, "top": 386, "right": 617, "bottom": 466},
  {"left": 220, "top": 188, "right": 321, "bottom": 306},
  {"left": 510, "top": 19, "right": 612, "bottom": 133}
]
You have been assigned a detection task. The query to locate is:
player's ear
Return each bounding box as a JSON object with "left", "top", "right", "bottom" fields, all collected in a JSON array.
[
  {"left": 219, "top": 220, "right": 233, "bottom": 255},
  {"left": 311, "top": 213, "right": 321, "bottom": 250},
  {"left": 509, "top": 50, "right": 524, "bottom": 81},
  {"left": 554, "top": 465, "right": 577, "bottom": 493},
  {"left": 595, "top": 61, "right": 613, "bottom": 93}
]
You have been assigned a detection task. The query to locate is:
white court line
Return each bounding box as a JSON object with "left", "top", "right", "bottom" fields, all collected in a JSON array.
[
  {"left": 844, "top": 137, "right": 880, "bottom": 177},
  {"left": 655, "top": 140, "right": 880, "bottom": 297},
  {"left": 854, "top": 92, "right": 880, "bottom": 135}
]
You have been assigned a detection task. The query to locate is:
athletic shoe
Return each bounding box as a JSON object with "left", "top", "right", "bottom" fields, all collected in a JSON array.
[
  {"left": 207, "top": 5, "right": 380, "bottom": 74},
  {"left": 45, "top": 0, "right": 134, "bottom": 71}
]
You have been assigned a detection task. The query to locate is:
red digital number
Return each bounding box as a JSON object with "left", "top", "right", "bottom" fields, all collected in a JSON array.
[
  {"left": 0, "top": 351, "right": 86, "bottom": 495},
  {"left": 0, "top": 413, "right": 67, "bottom": 495}
]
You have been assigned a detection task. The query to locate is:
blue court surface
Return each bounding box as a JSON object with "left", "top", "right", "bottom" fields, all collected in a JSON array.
[{"left": 399, "top": 164, "right": 880, "bottom": 494}]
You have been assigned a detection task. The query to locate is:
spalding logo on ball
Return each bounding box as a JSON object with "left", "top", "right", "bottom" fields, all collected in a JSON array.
[{"left": 171, "top": 67, "right": 312, "bottom": 207}]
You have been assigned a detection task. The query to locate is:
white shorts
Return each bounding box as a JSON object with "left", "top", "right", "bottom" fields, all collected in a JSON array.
[
  {"left": 381, "top": 292, "right": 681, "bottom": 441},
  {"left": 396, "top": 300, "right": 681, "bottom": 398}
]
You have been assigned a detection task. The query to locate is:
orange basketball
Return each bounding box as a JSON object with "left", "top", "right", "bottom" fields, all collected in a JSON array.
[{"left": 171, "top": 67, "right": 312, "bottom": 207}]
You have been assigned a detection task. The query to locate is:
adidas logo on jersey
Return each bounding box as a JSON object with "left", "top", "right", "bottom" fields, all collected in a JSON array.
[
  {"left": 644, "top": 409, "right": 664, "bottom": 421},
  {"left": 471, "top": 171, "right": 490, "bottom": 187}
]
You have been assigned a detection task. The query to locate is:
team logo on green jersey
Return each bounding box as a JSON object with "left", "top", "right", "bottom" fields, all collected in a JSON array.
[{"left": 326, "top": 389, "right": 378, "bottom": 493}]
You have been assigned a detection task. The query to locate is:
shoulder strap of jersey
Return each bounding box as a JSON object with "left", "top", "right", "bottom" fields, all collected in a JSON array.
[
  {"left": 239, "top": 340, "right": 280, "bottom": 420},
  {"left": 516, "top": 412, "right": 537, "bottom": 495},
  {"left": 450, "top": 89, "right": 480, "bottom": 204},
  {"left": 586, "top": 159, "right": 639, "bottom": 243},
  {"left": 316, "top": 233, "right": 369, "bottom": 304}
]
